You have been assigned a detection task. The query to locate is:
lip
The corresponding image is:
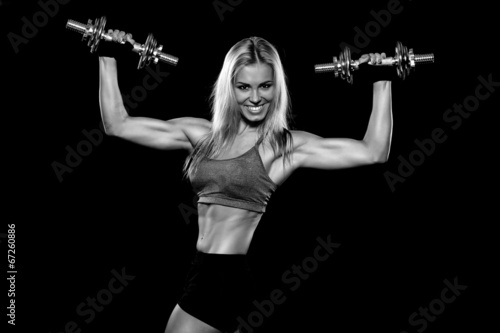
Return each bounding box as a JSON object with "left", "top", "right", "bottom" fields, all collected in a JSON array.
[{"left": 245, "top": 104, "right": 265, "bottom": 113}]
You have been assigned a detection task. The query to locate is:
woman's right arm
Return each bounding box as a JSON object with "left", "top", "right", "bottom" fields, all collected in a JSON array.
[{"left": 98, "top": 57, "right": 210, "bottom": 151}]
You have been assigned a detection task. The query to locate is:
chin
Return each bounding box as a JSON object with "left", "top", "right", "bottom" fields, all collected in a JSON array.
[{"left": 243, "top": 113, "right": 266, "bottom": 123}]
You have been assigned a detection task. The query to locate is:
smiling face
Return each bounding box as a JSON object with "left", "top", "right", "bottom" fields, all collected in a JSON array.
[{"left": 233, "top": 63, "right": 275, "bottom": 124}]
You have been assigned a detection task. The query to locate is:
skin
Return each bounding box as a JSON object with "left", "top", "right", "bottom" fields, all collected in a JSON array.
[{"left": 99, "top": 30, "right": 392, "bottom": 333}]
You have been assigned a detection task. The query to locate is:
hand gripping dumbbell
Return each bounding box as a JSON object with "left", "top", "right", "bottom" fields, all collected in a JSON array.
[
  {"left": 314, "top": 41, "right": 434, "bottom": 84},
  {"left": 66, "top": 16, "right": 179, "bottom": 69}
]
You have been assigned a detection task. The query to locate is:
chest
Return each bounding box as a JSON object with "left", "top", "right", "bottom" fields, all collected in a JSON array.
[{"left": 206, "top": 139, "right": 289, "bottom": 187}]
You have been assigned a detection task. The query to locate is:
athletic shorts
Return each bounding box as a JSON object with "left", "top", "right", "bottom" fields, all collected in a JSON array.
[{"left": 178, "top": 251, "right": 256, "bottom": 332}]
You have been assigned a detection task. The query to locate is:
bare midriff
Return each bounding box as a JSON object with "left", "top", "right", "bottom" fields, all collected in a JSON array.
[{"left": 196, "top": 203, "right": 264, "bottom": 255}]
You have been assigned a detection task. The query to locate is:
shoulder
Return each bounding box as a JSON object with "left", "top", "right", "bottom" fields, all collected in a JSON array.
[
  {"left": 170, "top": 117, "right": 212, "bottom": 147},
  {"left": 289, "top": 130, "right": 322, "bottom": 149}
]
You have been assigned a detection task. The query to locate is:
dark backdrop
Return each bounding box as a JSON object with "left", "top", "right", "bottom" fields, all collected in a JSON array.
[{"left": 2, "top": 0, "right": 498, "bottom": 332}]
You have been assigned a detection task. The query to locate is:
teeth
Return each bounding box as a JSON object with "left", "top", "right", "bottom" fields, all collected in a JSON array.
[{"left": 247, "top": 105, "right": 263, "bottom": 112}]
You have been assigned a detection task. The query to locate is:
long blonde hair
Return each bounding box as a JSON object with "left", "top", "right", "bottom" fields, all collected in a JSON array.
[{"left": 183, "top": 36, "right": 294, "bottom": 180}]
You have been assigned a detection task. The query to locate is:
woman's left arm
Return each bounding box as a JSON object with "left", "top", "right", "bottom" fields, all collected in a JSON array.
[{"left": 293, "top": 80, "right": 393, "bottom": 170}]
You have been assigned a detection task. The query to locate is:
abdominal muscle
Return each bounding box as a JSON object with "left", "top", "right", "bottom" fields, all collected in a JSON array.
[{"left": 196, "top": 203, "right": 263, "bottom": 254}]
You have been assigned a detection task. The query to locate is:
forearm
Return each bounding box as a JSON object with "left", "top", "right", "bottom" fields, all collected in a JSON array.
[
  {"left": 98, "top": 57, "right": 129, "bottom": 135},
  {"left": 362, "top": 81, "right": 393, "bottom": 162}
]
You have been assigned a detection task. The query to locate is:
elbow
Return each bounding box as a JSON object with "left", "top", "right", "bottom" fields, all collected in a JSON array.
[
  {"left": 100, "top": 110, "right": 128, "bottom": 137},
  {"left": 367, "top": 150, "right": 389, "bottom": 164},
  {"left": 99, "top": 102, "right": 128, "bottom": 137},
  {"left": 102, "top": 122, "right": 115, "bottom": 136},
  {"left": 363, "top": 141, "right": 390, "bottom": 164},
  {"left": 102, "top": 121, "right": 121, "bottom": 137},
  {"left": 372, "top": 151, "right": 390, "bottom": 164},
  {"left": 374, "top": 154, "right": 389, "bottom": 164}
]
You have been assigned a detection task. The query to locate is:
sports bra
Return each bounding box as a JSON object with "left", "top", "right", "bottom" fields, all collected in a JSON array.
[{"left": 189, "top": 143, "right": 278, "bottom": 213}]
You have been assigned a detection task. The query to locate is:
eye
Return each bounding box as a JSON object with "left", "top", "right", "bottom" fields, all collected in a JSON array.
[
  {"left": 261, "top": 84, "right": 273, "bottom": 89},
  {"left": 237, "top": 85, "right": 249, "bottom": 90}
]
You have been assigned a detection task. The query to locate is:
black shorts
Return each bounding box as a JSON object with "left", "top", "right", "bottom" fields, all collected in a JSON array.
[{"left": 178, "top": 251, "right": 256, "bottom": 332}]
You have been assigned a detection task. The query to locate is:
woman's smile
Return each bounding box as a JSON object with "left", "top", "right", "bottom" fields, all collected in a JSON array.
[{"left": 244, "top": 103, "right": 268, "bottom": 113}]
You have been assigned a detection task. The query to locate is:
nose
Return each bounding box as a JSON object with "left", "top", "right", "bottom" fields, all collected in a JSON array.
[{"left": 249, "top": 89, "right": 261, "bottom": 105}]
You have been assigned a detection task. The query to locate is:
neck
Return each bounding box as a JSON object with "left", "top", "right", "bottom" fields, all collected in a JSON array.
[{"left": 238, "top": 118, "right": 260, "bottom": 136}]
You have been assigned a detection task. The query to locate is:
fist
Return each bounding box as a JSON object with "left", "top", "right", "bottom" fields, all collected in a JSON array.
[
  {"left": 358, "top": 52, "right": 387, "bottom": 65},
  {"left": 98, "top": 30, "right": 135, "bottom": 61},
  {"left": 106, "top": 29, "right": 135, "bottom": 45}
]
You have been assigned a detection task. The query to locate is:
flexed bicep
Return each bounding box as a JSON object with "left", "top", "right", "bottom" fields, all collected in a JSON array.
[
  {"left": 112, "top": 116, "right": 211, "bottom": 151},
  {"left": 291, "top": 130, "right": 381, "bottom": 170}
]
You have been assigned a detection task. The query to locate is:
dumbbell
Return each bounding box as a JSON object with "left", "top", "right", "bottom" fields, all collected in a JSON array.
[
  {"left": 314, "top": 41, "right": 434, "bottom": 84},
  {"left": 66, "top": 16, "right": 179, "bottom": 69}
]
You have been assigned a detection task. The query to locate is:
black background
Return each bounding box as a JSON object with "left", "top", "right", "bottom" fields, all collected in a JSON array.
[{"left": 2, "top": 0, "right": 498, "bottom": 332}]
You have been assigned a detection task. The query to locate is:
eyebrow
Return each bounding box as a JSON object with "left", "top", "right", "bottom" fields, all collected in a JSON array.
[{"left": 236, "top": 80, "right": 274, "bottom": 86}]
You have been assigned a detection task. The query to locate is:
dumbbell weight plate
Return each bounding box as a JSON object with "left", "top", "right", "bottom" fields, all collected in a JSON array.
[
  {"left": 402, "top": 44, "right": 411, "bottom": 80},
  {"left": 87, "top": 16, "right": 107, "bottom": 53},
  {"left": 138, "top": 34, "right": 156, "bottom": 69},
  {"left": 340, "top": 47, "right": 353, "bottom": 84},
  {"left": 395, "top": 41, "right": 411, "bottom": 80}
]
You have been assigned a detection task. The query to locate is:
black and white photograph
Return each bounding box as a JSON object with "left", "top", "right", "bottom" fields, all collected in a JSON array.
[{"left": 2, "top": 0, "right": 498, "bottom": 332}]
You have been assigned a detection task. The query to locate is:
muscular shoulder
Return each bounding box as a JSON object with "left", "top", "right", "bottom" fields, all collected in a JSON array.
[
  {"left": 170, "top": 117, "right": 212, "bottom": 147},
  {"left": 289, "top": 130, "right": 321, "bottom": 150}
]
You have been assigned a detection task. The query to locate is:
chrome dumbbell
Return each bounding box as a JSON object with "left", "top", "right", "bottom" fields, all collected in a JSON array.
[
  {"left": 314, "top": 41, "right": 434, "bottom": 84},
  {"left": 66, "top": 16, "right": 179, "bottom": 69}
]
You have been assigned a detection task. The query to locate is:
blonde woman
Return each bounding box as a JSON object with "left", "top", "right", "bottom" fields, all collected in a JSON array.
[{"left": 99, "top": 31, "right": 392, "bottom": 333}]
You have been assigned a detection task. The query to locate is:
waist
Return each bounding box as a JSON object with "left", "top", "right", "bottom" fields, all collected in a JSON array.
[
  {"left": 191, "top": 250, "right": 249, "bottom": 266},
  {"left": 196, "top": 203, "right": 262, "bottom": 254},
  {"left": 197, "top": 196, "right": 267, "bottom": 213}
]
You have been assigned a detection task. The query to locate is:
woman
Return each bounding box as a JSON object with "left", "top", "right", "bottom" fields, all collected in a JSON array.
[{"left": 99, "top": 31, "right": 392, "bottom": 333}]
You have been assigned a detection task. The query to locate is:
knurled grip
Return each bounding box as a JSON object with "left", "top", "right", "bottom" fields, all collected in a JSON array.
[
  {"left": 414, "top": 53, "right": 434, "bottom": 64},
  {"left": 66, "top": 19, "right": 86, "bottom": 35},
  {"left": 314, "top": 63, "right": 336, "bottom": 73}
]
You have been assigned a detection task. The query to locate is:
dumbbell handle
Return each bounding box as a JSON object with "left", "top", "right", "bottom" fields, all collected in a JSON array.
[
  {"left": 368, "top": 58, "right": 397, "bottom": 66},
  {"left": 315, "top": 53, "right": 434, "bottom": 73}
]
